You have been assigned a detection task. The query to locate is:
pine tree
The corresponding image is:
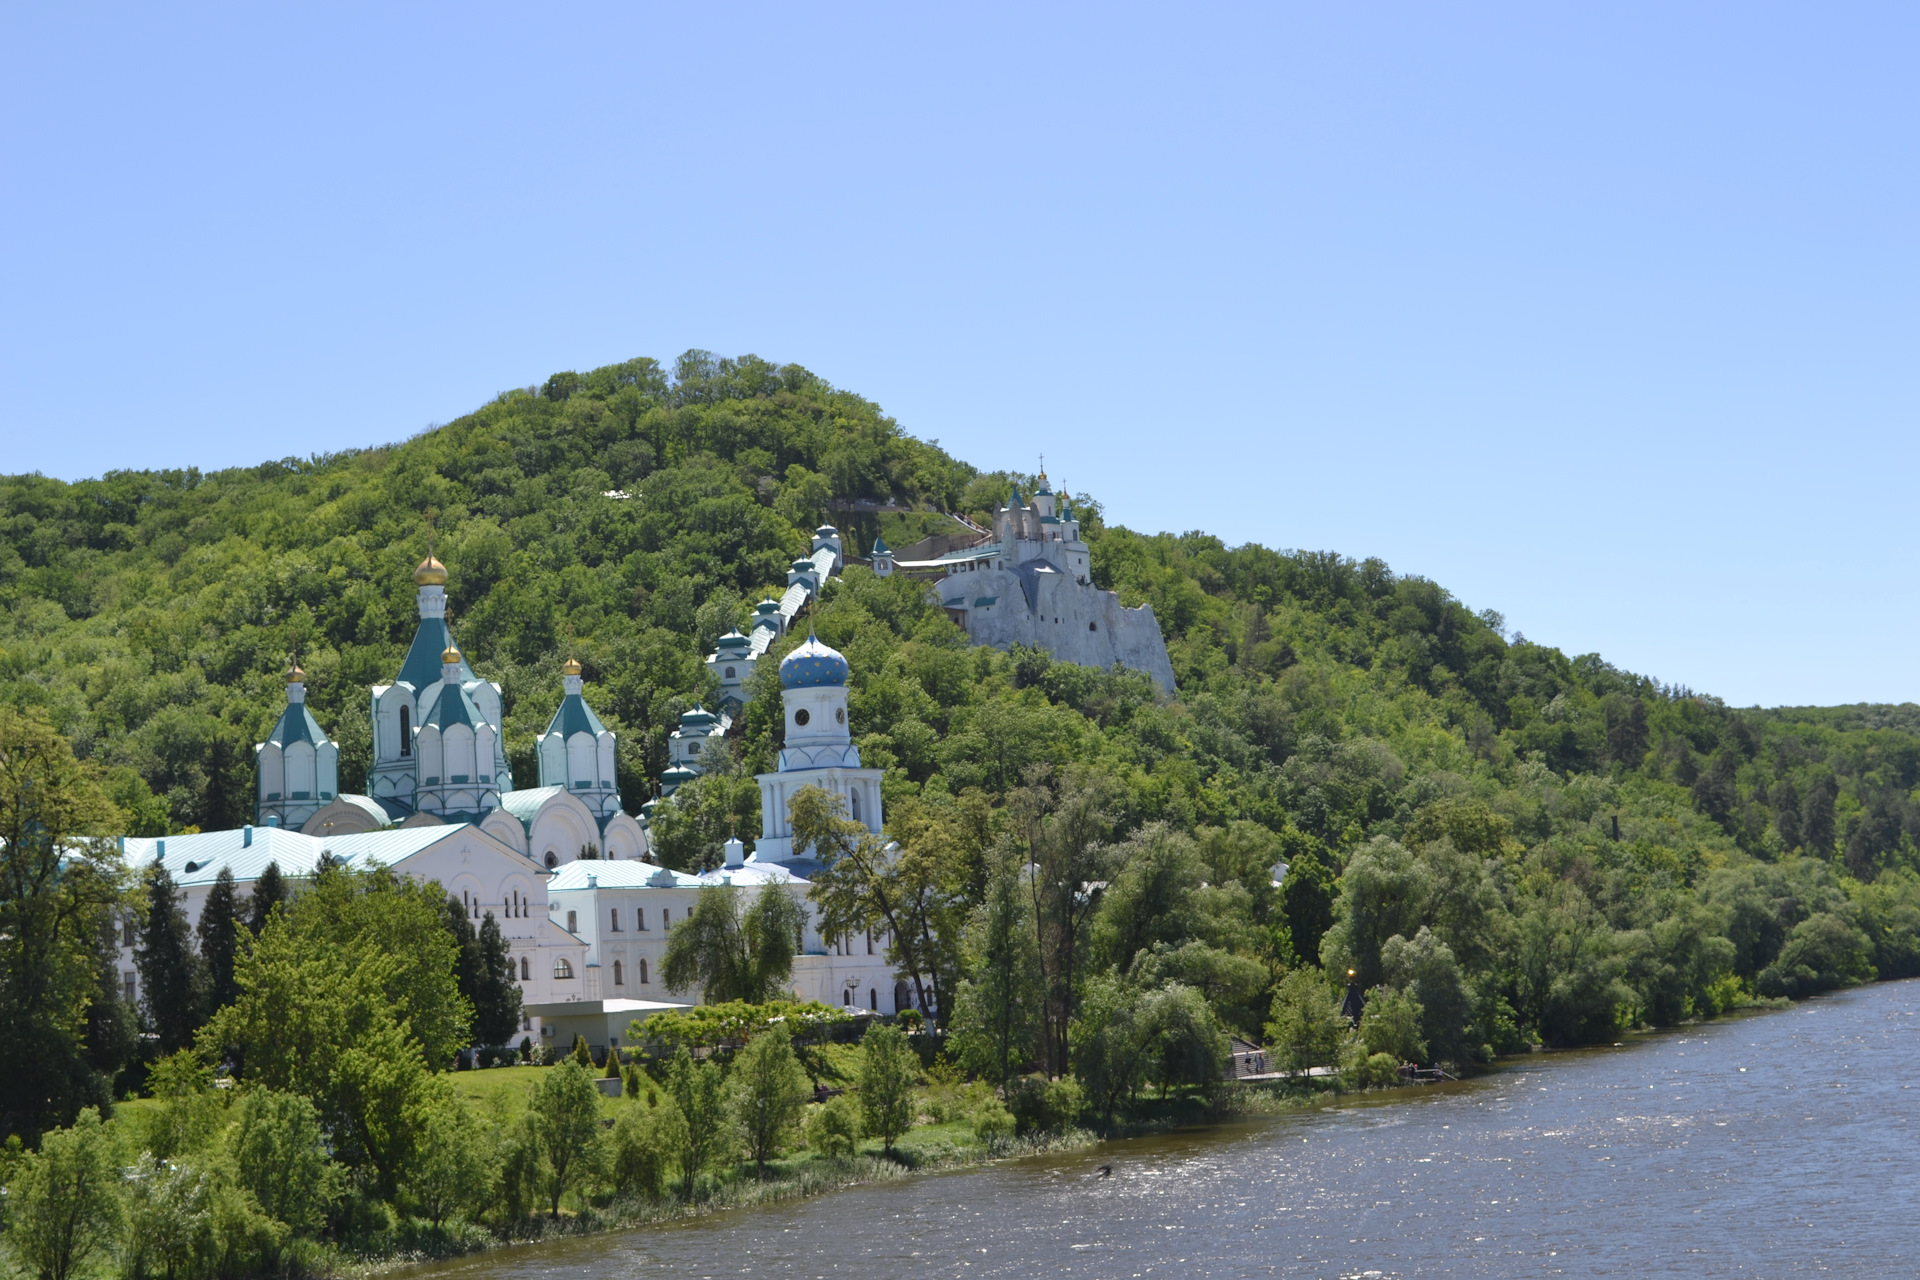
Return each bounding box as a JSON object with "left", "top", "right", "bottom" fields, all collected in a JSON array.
[
  {"left": 441, "top": 894, "right": 482, "bottom": 1041},
  {"left": 472, "top": 910, "right": 523, "bottom": 1047},
  {"left": 197, "top": 866, "right": 243, "bottom": 1012},
  {"left": 246, "top": 861, "right": 286, "bottom": 934},
  {"left": 134, "top": 862, "right": 207, "bottom": 1053}
]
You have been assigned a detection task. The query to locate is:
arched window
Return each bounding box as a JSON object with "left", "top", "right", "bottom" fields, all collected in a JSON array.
[
  {"left": 638, "top": 958, "right": 649, "bottom": 984},
  {"left": 869, "top": 988, "right": 877, "bottom": 1011},
  {"left": 566, "top": 910, "right": 578, "bottom": 933},
  {"left": 545, "top": 851, "right": 558, "bottom": 869},
  {"left": 1089, "top": 621, "right": 1098, "bottom": 632},
  {"left": 553, "top": 958, "right": 574, "bottom": 980},
  {"left": 613, "top": 960, "right": 624, "bottom": 986},
  {"left": 520, "top": 956, "right": 529, "bottom": 981},
  {"left": 841, "top": 989, "right": 851, "bottom": 1006},
  {"left": 399, "top": 705, "right": 411, "bottom": 756},
  {"left": 850, "top": 789, "right": 861, "bottom": 824},
  {"left": 725, "top": 666, "right": 736, "bottom": 678}
]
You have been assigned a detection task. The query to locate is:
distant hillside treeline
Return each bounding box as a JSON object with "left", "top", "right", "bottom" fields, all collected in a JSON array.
[{"left": 4, "top": 351, "right": 1919, "bottom": 1071}]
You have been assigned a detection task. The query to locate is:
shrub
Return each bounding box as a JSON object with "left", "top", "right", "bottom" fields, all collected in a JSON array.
[
  {"left": 970, "top": 1098, "right": 1015, "bottom": 1145},
  {"left": 1358, "top": 985, "right": 1427, "bottom": 1064},
  {"left": 571, "top": 1034, "right": 594, "bottom": 1069},
  {"left": 1004, "top": 1074, "right": 1080, "bottom": 1135},
  {"left": 228, "top": 1088, "right": 337, "bottom": 1238},
  {"left": 605, "top": 1043, "right": 624, "bottom": 1079},
  {"left": 1338, "top": 1038, "right": 1400, "bottom": 1089},
  {"left": 610, "top": 1100, "right": 684, "bottom": 1200},
  {"left": 5, "top": 1108, "right": 123, "bottom": 1280},
  {"left": 804, "top": 1093, "right": 864, "bottom": 1158}
]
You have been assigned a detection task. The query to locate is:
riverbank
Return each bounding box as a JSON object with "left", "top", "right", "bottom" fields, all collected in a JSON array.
[{"left": 340, "top": 1073, "right": 1383, "bottom": 1278}]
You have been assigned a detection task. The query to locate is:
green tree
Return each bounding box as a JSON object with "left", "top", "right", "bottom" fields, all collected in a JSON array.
[
  {"left": 228, "top": 1087, "right": 336, "bottom": 1239},
  {"left": 407, "top": 1094, "right": 493, "bottom": 1227},
  {"left": 245, "top": 862, "right": 286, "bottom": 936},
  {"left": 4, "top": 1108, "right": 123, "bottom": 1280},
  {"left": 441, "top": 892, "right": 482, "bottom": 1033},
  {"left": 527, "top": 1060, "right": 603, "bottom": 1217},
  {"left": 1358, "top": 985, "right": 1426, "bottom": 1063},
  {"left": 1264, "top": 968, "right": 1346, "bottom": 1074},
  {"left": 948, "top": 847, "right": 1043, "bottom": 1085},
  {"left": 728, "top": 1025, "right": 812, "bottom": 1171},
  {"left": 473, "top": 910, "right": 523, "bottom": 1047},
  {"left": 0, "top": 710, "right": 126, "bottom": 1140},
  {"left": 661, "top": 882, "right": 805, "bottom": 1005},
  {"left": 664, "top": 1048, "right": 733, "bottom": 1195},
  {"left": 198, "top": 866, "right": 461, "bottom": 1195},
  {"left": 856, "top": 1023, "right": 919, "bottom": 1153},
  {"left": 794, "top": 786, "right": 967, "bottom": 1030},
  {"left": 197, "top": 865, "right": 244, "bottom": 1013},
  {"left": 1380, "top": 928, "right": 1478, "bottom": 1066},
  {"left": 136, "top": 860, "right": 208, "bottom": 1053},
  {"left": 1011, "top": 770, "right": 1116, "bottom": 1077}
]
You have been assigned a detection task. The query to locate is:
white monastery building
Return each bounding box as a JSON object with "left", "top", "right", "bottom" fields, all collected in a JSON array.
[{"left": 114, "top": 553, "right": 902, "bottom": 1055}]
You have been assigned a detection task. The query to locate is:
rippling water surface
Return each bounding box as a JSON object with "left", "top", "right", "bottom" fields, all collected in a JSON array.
[{"left": 409, "top": 979, "right": 1916, "bottom": 1278}]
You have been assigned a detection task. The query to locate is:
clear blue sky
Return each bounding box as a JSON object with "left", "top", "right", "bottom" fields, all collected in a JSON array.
[{"left": 3, "top": 4, "right": 1915, "bottom": 708}]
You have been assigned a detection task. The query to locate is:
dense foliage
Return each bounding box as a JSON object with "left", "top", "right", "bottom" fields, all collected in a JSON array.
[{"left": 5, "top": 349, "right": 1920, "bottom": 1145}]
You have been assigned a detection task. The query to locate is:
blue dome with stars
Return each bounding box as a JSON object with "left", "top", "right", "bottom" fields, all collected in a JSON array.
[{"left": 780, "top": 635, "right": 849, "bottom": 689}]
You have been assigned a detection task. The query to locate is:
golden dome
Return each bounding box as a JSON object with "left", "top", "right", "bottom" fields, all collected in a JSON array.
[
  {"left": 415, "top": 554, "right": 449, "bottom": 586},
  {"left": 285, "top": 662, "right": 306, "bottom": 683},
  {"left": 561, "top": 657, "right": 583, "bottom": 676},
  {"left": 441, "top": 644, "right": 462, "bottom": 665}
]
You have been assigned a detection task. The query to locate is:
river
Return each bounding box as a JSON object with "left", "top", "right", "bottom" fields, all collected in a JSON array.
[{"left": 410, "top": 978, "right": 1917, "bottom": 1278}]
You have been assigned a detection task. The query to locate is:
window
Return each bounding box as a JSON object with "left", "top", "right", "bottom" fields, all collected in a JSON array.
[
  {"left": 868, "top": 988, "right": 877, "bottom": 1011},
  {"left": 661, "top": 907, "right": 670, "bottom": 926},
  {"left": 520, "top": 956, "right": 530, "bottom": 981},
  {"left": 545, "top": 852, "right": 558, "bottom": 868},
  {"left": 554, "top": 958, "right": 574, "bottom": 980},
  {"left": 637, "top": 907, "right": 647, "bottom": 931},
  {"left": 123, "top": 973, "right": 136, "bottom": 1003},
  {"left": 610, "top": 908, "right": 621, "bottom": 932},
  {"left": 638, "top": 958, "right": 649, "bottom": 984},
  {"left": 794, "top": 708, "right": 810, "bottom": 727},
  {"left": 122, "top": 919, "right": 135, "bottom": 947},
  {"left": 866, "top": 931, "right": 873, "bottom": 956},
  {"left": 1089, "top": 621, "right": 1098, "bottom": 632},
  {"left": 850, "top": 790, "right": 861, "bottom": 824},
  {"left": 725, "top": 666, "right": 736, "bottom": 678},
  {"left": 399, "top": 706, "right": 411, "bottom": 756},
  {"left": 566, "top": 910, "right": 578, "bottom": 933},
  {"left": 613, "top": 960, "right": 624, "bottom": 986},
  {"left": 841, "top": 989, "right": 851, "bottom": 1006}
]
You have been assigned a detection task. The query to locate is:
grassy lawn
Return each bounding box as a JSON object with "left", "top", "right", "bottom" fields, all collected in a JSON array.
[{"left": 449, "top": 1063, "right": 630, "bottom": 1118}]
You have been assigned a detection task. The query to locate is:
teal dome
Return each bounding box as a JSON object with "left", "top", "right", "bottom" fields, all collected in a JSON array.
[{"left": 780, "top": 635, "right": 849, "bottom": 689}]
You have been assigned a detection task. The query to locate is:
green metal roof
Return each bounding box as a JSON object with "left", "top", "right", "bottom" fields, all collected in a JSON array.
[
  {"left": 396, "top": 617, "right": 475, "bottom": 691},
  {"left": 544, "top": 693, "right": 607, "bottom": 740},
  {"left": 499, "top": 786, "right": 566, "bottom": 829},
  {"left": 265, "top": 701, "right": 328, "bottom": 749},
  {"left": 420, "top": 678, "right": 483, "bottom": 730}
]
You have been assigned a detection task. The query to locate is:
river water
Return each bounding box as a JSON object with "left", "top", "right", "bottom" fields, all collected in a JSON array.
[{"left": 413, "top": 979, "right": 1917, "bottom": 1278}]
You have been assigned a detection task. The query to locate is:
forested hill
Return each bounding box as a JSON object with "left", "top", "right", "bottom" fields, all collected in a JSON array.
[{"left": 4, "top": 351, "right": 1919, "bottom": 1042}]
